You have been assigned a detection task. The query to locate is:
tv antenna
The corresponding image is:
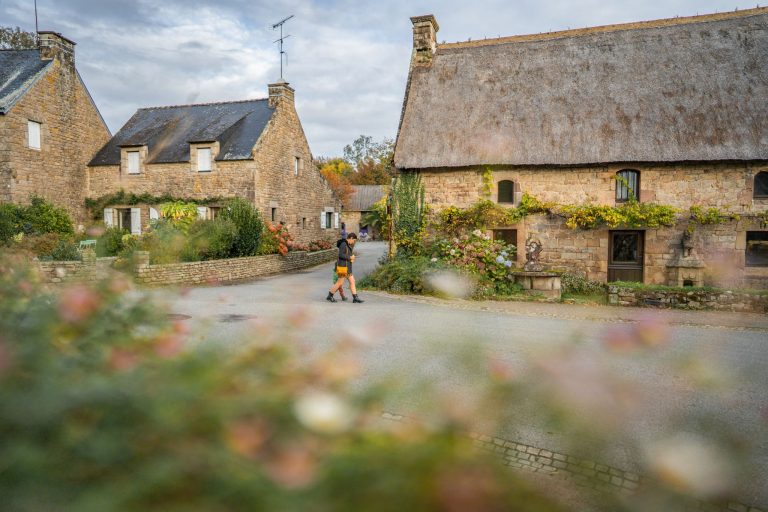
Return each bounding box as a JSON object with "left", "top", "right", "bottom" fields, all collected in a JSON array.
[
  {"left": 34, "top": 0, "right": 39, "bottom": 46},
  {"left": 270, "top": 15, "right": 293, "bottom": 79}
]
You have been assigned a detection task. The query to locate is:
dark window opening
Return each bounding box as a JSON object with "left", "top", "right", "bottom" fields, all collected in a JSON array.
[
  {"left": 325, "top": 212, "right": 333, "bottom": 229},
  {"left": 616, "top": 170, "right": 640, "bottom": 203},
  {"left": 683, "top": 280, "right": 694, "bottom": 287},
  {"left": 746, "top": 231, "right": 768, "bottom": 267},
  {"left": 493, "top": 229, "right": 517, "bottom": 248},
  {"left": 117, "top": 209, "right": 132, "bottom": 232},
  {"left": 498, "top": 180, "right": 515, "bottom": 204},
  {"left": 271, "top": 208, "right": 276, "bottom": 222},
  {"left": 302, "top": 218, "right": 306, "bottom": 230},
  {"left": 754, "top": 172, "right": 768, "bottom": 199}
]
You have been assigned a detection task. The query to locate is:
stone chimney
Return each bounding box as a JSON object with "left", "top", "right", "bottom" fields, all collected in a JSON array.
[
  {"left": 268, "top": 78, "right": 295, "bottom": 108},
  {"left": 410, "top": 15, "right": 439, "bottom": 65},
  {"left": 38, "top": 31, "right": 76, "bottom": 72}
]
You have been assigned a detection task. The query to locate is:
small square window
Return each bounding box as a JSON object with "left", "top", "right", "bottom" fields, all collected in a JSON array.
[
  {"left": 198, "top": 148, "right": 212, "bottom": 172},
  {"left": 28, "top": 121, "right": 41, "bottom": 150},
  {"left": 127, "top": 151, "right": 140, "bottom": 174},
  {"left": 746, "top": 231, "right": 768, "bottom": 267}
]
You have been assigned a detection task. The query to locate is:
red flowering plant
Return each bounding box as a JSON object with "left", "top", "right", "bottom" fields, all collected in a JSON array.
[
  {"left": 308, "top": 239, "right": 333, "bottom": 252},
  {"left": 434, "top": 230, "right": 516, "bottom": 282},
  {"left": 262, "top": 222, "right": 293, "bottom": 256}
]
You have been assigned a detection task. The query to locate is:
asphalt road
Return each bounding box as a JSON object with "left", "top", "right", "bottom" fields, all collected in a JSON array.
[{"left": 155, "top": 241, "right": 768, "bottom": 509}]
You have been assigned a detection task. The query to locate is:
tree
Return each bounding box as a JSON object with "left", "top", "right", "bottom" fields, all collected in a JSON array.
[
  {"left": 321, "top": 168, "right": 355, "bottom": 208},
  {"left": 349, "top": 157, "right": 391, "bottom": 186},
  {"left": 0, "top": 27, "right": 36, "bottom": 50},
  {"left": 218, "top": 197, "right": 264, "bottom": 257},
  {"left": 343, "top": 135, "right": 394, "bottom": 170},
  {"left": 315, "top": 157, "right": 354, "bottom": 181}
]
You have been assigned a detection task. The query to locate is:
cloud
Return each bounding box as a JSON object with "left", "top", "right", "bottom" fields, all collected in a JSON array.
[{"left": 0, "top": 0, "right": 744, "bottom": 156}]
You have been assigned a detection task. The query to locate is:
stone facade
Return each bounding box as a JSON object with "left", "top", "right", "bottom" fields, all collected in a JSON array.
[
  {"left": 133, "top": 248, "right": 336, "bottom": 286},
  {"left": 606, "top": 285, "right": 768, "bottom": 314},
  {"left": 38, "top": 253, "right": 117, "bottom": 284},
  {"left": 0, "top": 33, "right": 112, "bottom": 227},
  {"left": 415, "top": 163, "right": 768, "bottom": 288},
  {"left": 88, "top": 83, "right": 341, "bottom": 244}
]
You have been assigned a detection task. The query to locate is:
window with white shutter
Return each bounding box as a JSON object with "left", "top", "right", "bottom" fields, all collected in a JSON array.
[
  {"left": 127, "top": 151, "right": 140, "bottom": 174},
  {"left": 320, "top": 212, "right": 326, "bottom": 229},
  {"left": 197, "top": 207, "right": 208, "bottom": 219},
  {"left": 28, "top": 121, "right": 41, "bottom": 150},
  {"left": 130, "top": 208, "right": 141, "bottom": 235},
  {"left": 198, "top": 148, "right": 212, "bottom": 172},
  {"left": 103, "top": 208, "right": 113, "bottom": 228},
  {"left": 149, "top": 207, "right": 159, "bottom": 220},
  {"left": 334, "top": 212, "right": 339, "bottom": 229}
]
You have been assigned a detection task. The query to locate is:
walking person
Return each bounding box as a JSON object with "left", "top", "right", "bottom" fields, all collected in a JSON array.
[{"left": 326, "top": 233, "right": 364, "bottom": 303}]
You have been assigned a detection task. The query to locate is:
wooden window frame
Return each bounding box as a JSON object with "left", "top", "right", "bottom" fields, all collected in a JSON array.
[
  {"left": 497, "top": 180, "right": 515, "bottom": 204},
  {"left": 615, "top": 170, "right": 640, "bottom": 203},
  {"left": 754, "top": 172, "right": 768, "bottom": 199}
]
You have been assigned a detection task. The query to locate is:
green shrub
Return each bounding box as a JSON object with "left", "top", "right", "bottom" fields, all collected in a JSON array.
[
  {"left": 48, "top": 239, "right": 82, "bottom": 261},
  {"left": 359, "top": 256, "right": 456, "bottom": 295},
  {"left": 562, "top": 273, "right": 605, "bottom": 295},
  {"left": 0, "top": 203, "right": 22, "bottom": 243},
  {"left": 20, "top": 196, "right": 74, "bottom": 237},
  {"left": 218, "top": 197, "right": 264, "bottom": 257},
  {"left": 95, "top": 227, "right": 130, "bottom": 257},
  {"left": 14, "top": 233, "right": 62, "bottom": 259},
  {"left": 184, "top": 219, "right": 238, "bottom": 261}
]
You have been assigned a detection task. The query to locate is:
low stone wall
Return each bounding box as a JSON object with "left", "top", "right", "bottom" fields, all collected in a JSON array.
[
  {"left": 133, "top": 249, "right": 336, "bottom": 286},
  {"left": 606, "top": 285, "right": 768, "bottom": 313},
  {"left": 39, "top": 254, "right": 117, "bottom": 284}
]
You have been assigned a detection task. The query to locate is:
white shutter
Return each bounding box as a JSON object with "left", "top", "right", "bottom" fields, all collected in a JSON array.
[
  {"left": 103, "top": 208, "right": 113, "bottom": 228},
  {"left": 128, "top": 151, "right": 140, "bottom": 174},
  {"left": 197, "top": 207, "right": 208, "bottom": 219},
  {"left": 320, "top": 212, "right": 326, "bottom": 229},
  {"left": 28, "top": 121, "right": 41, "bottom": 150},
  {"left": 130, "top": 208, "right": 141, "bottom": 234},
  {"left": 198, "top": 148, "right": 211, "bottom": 172},
  {"left": 334, "top": 212, "right": 339, "bottom": 229},
  {"left": 149, "top": 207, "right": 159, "bottom": 220}
]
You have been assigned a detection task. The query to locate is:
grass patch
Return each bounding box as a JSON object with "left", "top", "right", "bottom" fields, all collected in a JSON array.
[{"left": 609, "top": 281, "right": 768, "bottom": 296}]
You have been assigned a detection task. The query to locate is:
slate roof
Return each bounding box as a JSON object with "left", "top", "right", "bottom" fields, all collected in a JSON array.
[
  {"left": 348, "top": 185, "right": 387, "bottom": 211},
  {"left": 395, "top": 8, "right": 768, "bottom": 169},
  {"left": 0, "top": 50, "right": 53, "bottom": 115},
  {"left": 89, "top": 99, "right": 276, "bottom": 166}
]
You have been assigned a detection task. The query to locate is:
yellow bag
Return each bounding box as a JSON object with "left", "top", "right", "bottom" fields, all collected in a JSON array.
[{"left": 336, "top": 263, "right": 348, "bottom": 276}]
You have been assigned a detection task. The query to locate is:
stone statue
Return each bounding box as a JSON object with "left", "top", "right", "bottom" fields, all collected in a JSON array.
[
  {"left": 524, "top": 233, "right": 543, "bottom": 272},
  {"left": 682, "top": 230, "right": 694, "bottom": 258}
]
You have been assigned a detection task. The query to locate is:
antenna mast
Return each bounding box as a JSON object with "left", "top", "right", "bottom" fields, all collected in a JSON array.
[
  {"left": 34, "top": 0, "right": 39, "bottom": 46},
  {"left": 270, "top": 15, "right": 293, "bottom": 79}
]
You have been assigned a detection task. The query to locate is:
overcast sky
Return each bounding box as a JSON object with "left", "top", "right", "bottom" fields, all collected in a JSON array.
[{"left": 0, "top": 0, "right": 749, "bottom": 157}]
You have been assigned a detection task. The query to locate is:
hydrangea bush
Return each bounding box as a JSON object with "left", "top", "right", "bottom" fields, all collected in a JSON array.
[{"left": 433, "top": 230, "right": 516, "bottom": 283}]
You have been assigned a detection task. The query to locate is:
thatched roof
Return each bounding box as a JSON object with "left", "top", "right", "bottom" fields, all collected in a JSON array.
[
  {"left": 395, "top": 8, "right": 768, "bottom": 169},
  {"left": 348, "top": 185, "right": 387, "bottom": 211}
]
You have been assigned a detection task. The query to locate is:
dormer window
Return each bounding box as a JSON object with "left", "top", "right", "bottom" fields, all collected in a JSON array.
[
  {"left": 616, "top": 170, "right": 640, "bottom": 202},
  {"left": 127, "top": 151, "right": 140, "bottom": 174},
  {"left": 28, "top": 121, "right": 41, "bottom": 150},
  {"left": 198, "top": 148, "right": 212, "bottom": 172},
  {"left": 498, "top": 180, "right": 515, "bottom": 204}
]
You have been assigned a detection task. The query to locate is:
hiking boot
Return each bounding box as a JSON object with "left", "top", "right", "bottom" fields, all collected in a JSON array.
[
  {"left": 340, "top": 295, "right": 348, "bottom": 301},
  {"left": 326, "top": 292, "right": 337, "bottom": 303},
  {"left": 352, "top": 294, "right": 364, "bottom": 303}
]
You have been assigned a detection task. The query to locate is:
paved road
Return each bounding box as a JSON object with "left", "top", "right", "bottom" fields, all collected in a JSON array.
[{"left": 157, "top": 242, "right": 768, "bottom": 509}]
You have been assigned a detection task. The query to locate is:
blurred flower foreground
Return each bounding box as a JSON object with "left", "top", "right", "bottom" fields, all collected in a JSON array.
[{"left": 0, "top": 252, "right": 762, "bottom": 512}]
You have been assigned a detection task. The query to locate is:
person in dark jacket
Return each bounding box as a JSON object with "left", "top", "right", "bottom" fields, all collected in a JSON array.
[{"left": 327, "top": 233, "right": 364, "bottom": 303}]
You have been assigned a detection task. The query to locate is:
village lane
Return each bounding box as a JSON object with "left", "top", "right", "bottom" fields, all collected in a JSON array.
[{"left": 155, "top": 241, "right": 768, "bottom": 509}]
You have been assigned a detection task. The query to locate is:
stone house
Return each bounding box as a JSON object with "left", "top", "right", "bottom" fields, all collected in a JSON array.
[
  {"left": 87, "top": 80, "right": 341, "bottom": 243},
  {"left": 342, "top": 185, "right": 387, "bottom": 239},
  {"left": 0, "top": 32, "right": 112, "bottom": 227},
  {"left": 395, "top": 10, "right": 768, "bottom": 288}
]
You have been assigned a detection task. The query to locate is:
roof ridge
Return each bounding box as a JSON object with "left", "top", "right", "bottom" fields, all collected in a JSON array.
[
  {"left": 139, "top": 97, "right": 269, "bottom": 111},
  {"left": 441, "top": 6, "right": 768, "bottom": 49}
]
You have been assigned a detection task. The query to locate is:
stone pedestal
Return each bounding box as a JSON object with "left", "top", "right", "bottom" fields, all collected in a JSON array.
[
  {"left": 509, "top": 271, "right": 562, "bottom": 299},
  {"left": 666, "top": 255, "right": 707, "bottom": 287}
]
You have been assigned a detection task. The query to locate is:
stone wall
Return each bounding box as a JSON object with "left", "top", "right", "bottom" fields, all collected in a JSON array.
[
  {"left": 606, "top": 285, "right": 768, "bottom": 313},
  {"left": 38, "top": 254, "right": 117, "bottom": 284},
  {"left": 88, "top": 84, "right": 341, "bottom": 244},
  {"left": 412, "top": 163, "right": 768, "bottom": 288},
  {"left": 133, "top": 249, "right": 336, "bottom": 286},
  {"left": 0, "top": 36, "right": 112, "bottom": 227}
]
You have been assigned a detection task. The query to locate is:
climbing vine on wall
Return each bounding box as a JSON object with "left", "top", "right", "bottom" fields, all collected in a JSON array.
[
  {"left": 391, "top": 172, "right": 428, "bottom": 255},
  {"left": 85, "top": 190, "right": 227, "bottom": 221}
]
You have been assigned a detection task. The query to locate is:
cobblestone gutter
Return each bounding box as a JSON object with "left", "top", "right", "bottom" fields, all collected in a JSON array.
[
  {"left": 606, "top": 286, "right": 768, "bottom": 314},
  {"left": 382, "top": 413, "right": 764, "bottom": 512}
]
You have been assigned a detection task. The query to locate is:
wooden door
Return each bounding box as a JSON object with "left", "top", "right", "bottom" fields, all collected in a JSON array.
[{"left": 608, "top": 231, "right": 644, "bottom": 283}]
